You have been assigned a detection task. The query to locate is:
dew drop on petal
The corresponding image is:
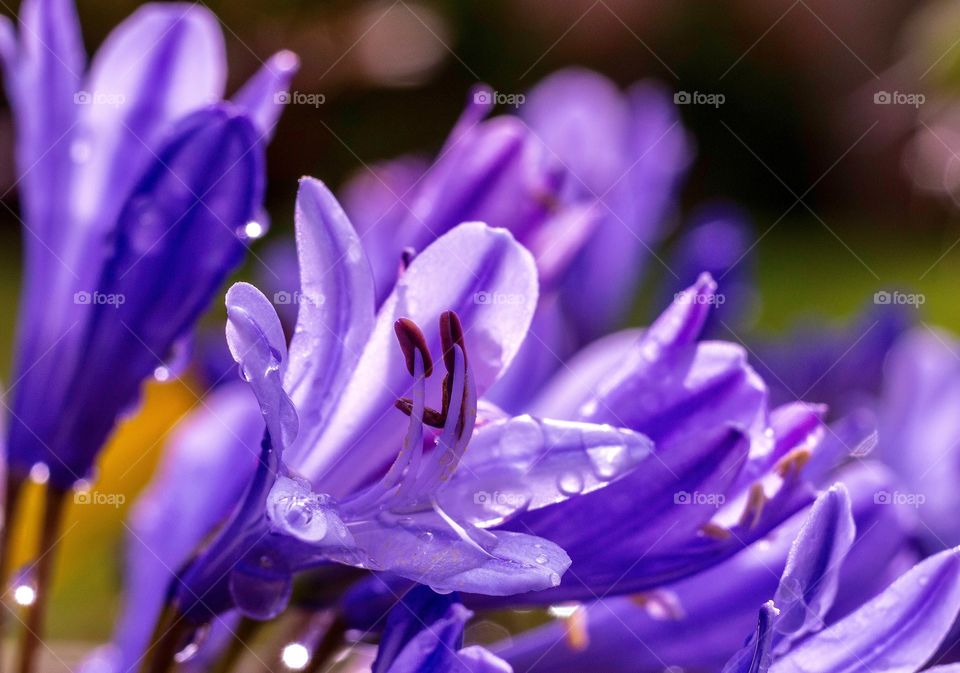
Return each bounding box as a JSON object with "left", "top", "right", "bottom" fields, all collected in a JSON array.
[
  {"left": 229, "top": 555, "right": 292, "bottom": 621},
  {"left": 557, "top": 471, "right": 584, "bottom": 496},
  {"left": 128, "top": 197, "right": 167, "bottom": 255},
  {"left": 535, "top": 554, "right": 548, "bottom": 565}
]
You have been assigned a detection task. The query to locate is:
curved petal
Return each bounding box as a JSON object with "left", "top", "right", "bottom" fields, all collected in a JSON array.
[
  {"left": 232, "top": 50, "right": 299, "bottom": 141},
  {"left": 722, "top": 602, "right": 778, "bottom": 673},
  {"left": 73, "top": 3, "right": 227, "bottom": 232},
  {"left": 880, "top": 327, "right": 960, "bottom": 548},
  {"left": 7, "top": 105, "right": 263, "bottom": 485},
  {"left": 772, "top": 547, "right": 960, "bottom": 673},
  {"left": 301, "top": 222, "right": 538, "bottom": 495},
  {"left": 439, "top": 415, "right": 653, "bottom": 527},
  {"left": 771, "top": 485, "right": 855, "bottom": 652},
  {"left": 267, "top": 475, "right": 569, "bottom": 597},
  {"left": 111, "top": 383, "right": 262, "bottom": 673},
  {"left": 529, "top": 328, "right": 643, "bottom": 418},
  {"left": 225, "top": 283, "right": 297, "bottom": 449},
  {"left": 373, "top": 587, "right": 513, "bottom": 673},
  {"left": 283, "top": 178, "right": 376, "bottom": 465}
]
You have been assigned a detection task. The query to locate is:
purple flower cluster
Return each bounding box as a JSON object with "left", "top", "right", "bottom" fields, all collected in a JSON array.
[{"left": 0, "top": 2, "right": 958, "bottom": 673}]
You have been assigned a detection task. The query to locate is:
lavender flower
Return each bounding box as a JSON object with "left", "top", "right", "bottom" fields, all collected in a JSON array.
[
  {"left": 163, "top": 179, "right": 652, "bottom": 642},
  {"left": 339, "top": 68, "right": 691, "bottom": 411},
  {"left": 720, "top": 485, "right": 960, "bottom": 673},
  {"left": 371, "top": 586, "right": 510, "bottom": 673},
  {"left": 0, "top": 0, "right": 297, "bottom": 490}
]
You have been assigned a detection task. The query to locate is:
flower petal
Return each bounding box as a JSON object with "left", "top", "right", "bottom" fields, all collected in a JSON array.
[
  {"left": 225, "top": 283, "right": 297, "bottom": 449},
  {"left": 232, "top": 50, "right": 299, "bottom": 141},
  {"left": 73, "top": 2, "right": 227, "bottom": 232},
  {"left": 722, "top": 601, "right": 778, "bottom": 673},
  {"left": 282, "top": 178, "right": 376, "bottom": 465},
  {"left": 771, "top": 484, "right": 855, "bottom": 651},
  {"left": 438, "top": 415, "right": 653, "bottom": 527},
  {"left": 7, "top": 105, "right": 263, "bottom": 485},
  {"left": 300, "top": 222, "right": 538, "bottom": 495},
  {"left": 111, "top": 383, "right": 262, "bottom": 673},
  {"left": 772, "top": 547, "right": 960, "bottom": 673},
  {"left": 373, "top": 587, "right": 513, "bottom": 673}
]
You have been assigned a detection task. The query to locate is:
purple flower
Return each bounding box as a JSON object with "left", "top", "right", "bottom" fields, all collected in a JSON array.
[
  {"left": 372, "top": 586, "right": 510, "bottom": 673},
  {"left": 720, "top": 485, "right": 960, "bottom": 673},
  {"left": 168, "top": 179, "right": 653, "bottom": 632},
  {"left": 0, "top": 0, "right": 297, "bottom": 488},
  {"left": 498, "top": 463, "right": 913, "bottom": 672},
  {"left": 878, "top": 327, "right": 960, "bottom": 549},
  {"left": 338, "top": 68, "right": 691, "bottom": 412}
]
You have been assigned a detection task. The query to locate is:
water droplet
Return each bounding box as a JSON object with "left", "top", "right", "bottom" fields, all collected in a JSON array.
[
  {"left": 229, "top": 554, "right": 292, "bottom": 621},
  {"left": 549, "top": 573, "right": 561, "bottom": 587},
  {"left": 153, "top": 366, "right": 171, "bottom": 382},
  {"left": 127, "top": 197, "right": 167, "bottom": 255},
  {"left": 557, "top": 471, "right": 584, "bottom": 496},
  {"left": 535, "top": 554, "right": 548, "bottom": 565},
  {"left": 268, "top": 476, "right": 338, "bottom": 543},
  {"left": 418, "top": 530, "right": 434, "bottom": 542},
  {"left": 587, "top": 442, "right": 629, "bottom": 481},
  {"left": 238, "top": 220, "right": 266, "bottom": 241}
]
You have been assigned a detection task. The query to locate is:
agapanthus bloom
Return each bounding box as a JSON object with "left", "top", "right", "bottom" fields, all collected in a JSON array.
[
  {"left": 97, "top": 179, "right": 660, "bottom": 673},
  {"left": 0, "top": 0, "right": 295, "bottom": 668},
  {"left": 0, "top": 0, "right": 296, "bottom": 491}
]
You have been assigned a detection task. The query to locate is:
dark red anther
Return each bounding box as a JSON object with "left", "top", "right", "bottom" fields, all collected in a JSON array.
[
  {"left": 394, "top": 318, "right": 433, "bottom": 377},
  {"left": 395, "top": 398, "right": 446, "bottom": 428},
  {"left": 439, "top": 311, "right": 467, "bottom": 373}
]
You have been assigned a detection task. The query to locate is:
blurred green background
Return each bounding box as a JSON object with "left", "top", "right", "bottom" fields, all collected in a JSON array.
[{"left": 0, "top": 0, "right": 959, "bottom": 646}]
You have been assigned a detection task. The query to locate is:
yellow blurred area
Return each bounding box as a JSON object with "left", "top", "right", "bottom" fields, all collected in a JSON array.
[{"left": 5, "top": 377, "right": 200, "bottom": 639}]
